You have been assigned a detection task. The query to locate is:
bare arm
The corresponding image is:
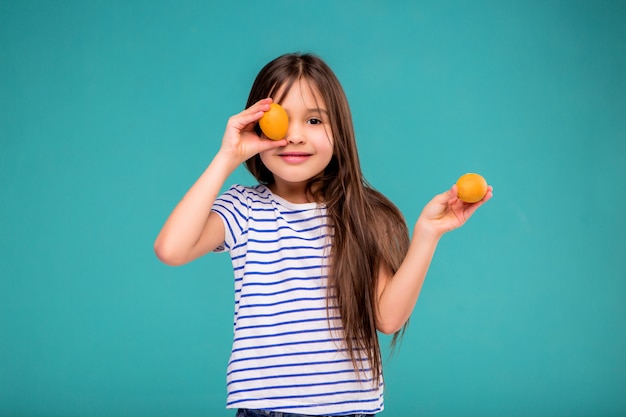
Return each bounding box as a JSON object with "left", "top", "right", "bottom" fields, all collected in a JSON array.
[
  {"left": 154, "top": 98, "right": 287, "bottom": 266},
  {"left": 376, "top": 184, "right": 493, "bottom": 334}
]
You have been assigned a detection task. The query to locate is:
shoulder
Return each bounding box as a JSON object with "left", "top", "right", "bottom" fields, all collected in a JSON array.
[{"left": 217, "top": 184, "right": 272, "bottom": 206}]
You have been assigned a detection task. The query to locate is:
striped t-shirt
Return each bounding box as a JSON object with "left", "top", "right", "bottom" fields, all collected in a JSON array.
[{"left": 211, "top": 184, "right": 384, "bottom": 415}]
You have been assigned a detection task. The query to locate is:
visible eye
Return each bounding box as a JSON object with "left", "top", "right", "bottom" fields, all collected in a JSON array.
[{"left": 308, "top": 118, "right": 323, "bottom": 125}]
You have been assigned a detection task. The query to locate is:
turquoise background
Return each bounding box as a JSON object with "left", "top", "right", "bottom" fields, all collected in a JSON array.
[{"left": 1, "top": 1, "right": 625, "bottom": 416}]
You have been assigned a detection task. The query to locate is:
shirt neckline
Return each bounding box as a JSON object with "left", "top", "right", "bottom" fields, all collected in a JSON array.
[{"left": 259, "top": 184, "right": 324, "bottom": 210}]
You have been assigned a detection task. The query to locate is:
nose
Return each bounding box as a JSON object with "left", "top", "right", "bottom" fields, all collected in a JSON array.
[{"left": 285, "top": 122, "right": 305, "bottom": 144}]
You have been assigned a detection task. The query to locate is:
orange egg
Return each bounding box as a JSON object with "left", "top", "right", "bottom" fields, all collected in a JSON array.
[
  {"left": 259, "top": 103, "right": 289, "bottom": 140},
  {"left": 456, "top": 173, "right": 488, "bottom": 203}
]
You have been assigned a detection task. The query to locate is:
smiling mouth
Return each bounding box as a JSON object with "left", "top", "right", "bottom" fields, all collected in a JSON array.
[{"left": 278, "top": 152, "right": 311, "bottom": 163}]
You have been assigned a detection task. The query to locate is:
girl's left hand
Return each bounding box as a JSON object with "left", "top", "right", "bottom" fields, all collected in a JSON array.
[{"left": 416, "top": 184, "right": 493, "bottom": 237}]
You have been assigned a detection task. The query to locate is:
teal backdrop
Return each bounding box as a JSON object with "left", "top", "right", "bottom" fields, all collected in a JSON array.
[{"left": 1, "top": 1, "right": 625, "bottom": 416}]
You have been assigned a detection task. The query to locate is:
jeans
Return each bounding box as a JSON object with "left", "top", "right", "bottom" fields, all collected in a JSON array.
[{"left": 236, "top": 409, "right": 375, "bottom": 417}]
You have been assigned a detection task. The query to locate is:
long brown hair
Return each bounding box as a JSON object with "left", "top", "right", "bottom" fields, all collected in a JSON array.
[{"left": 244, "top": 53, "right": 410, "bottom": 384}]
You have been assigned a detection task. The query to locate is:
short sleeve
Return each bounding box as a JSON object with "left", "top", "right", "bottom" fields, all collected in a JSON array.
[{"left": 210, "top": 185, "right": 250, "bottom": 253}]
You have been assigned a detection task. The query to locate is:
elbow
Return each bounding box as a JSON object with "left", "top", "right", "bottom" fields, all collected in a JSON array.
[
  {"left": 153, "top": 238, "right": 186, "bottom": 266},
  {"left": 376, "top": 319, "right": 405, "bottom": 336},
  {"left": 377, "top": 325, "right": 401, "bottom": 336}
]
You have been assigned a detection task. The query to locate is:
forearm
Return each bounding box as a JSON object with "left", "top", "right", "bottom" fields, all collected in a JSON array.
[
  {"left": 154, "top": 151, "right": 238, "bottom": 264},
  {"left": 376, "top": 223, "right": 442, "bottom": 334}
]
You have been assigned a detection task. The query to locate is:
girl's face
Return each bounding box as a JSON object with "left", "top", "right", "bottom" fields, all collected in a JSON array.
[{"left": 260, "top": 79, "right": 334, "bottom": 201}]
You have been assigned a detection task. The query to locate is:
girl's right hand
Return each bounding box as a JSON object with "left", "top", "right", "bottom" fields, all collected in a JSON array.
[{"left": 219, "top": 98, "right": 288, "bottom": 163}]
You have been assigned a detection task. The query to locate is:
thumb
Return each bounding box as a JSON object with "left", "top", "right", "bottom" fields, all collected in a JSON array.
[
  {"left": 437, "top": 185, "right": 459, "bottom": 206},
  {"left": 421, "top": 186, "right": 457, "bottom": 218},
  {"left": 257, "top": 138, "right": 288, "bottom": 152}
]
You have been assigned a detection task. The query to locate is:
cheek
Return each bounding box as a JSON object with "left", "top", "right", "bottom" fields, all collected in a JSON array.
[
  {"left": 259, "top": 151, "right": 271, "bottom": 167},
  {"left": 322, "top": 139, "right": 334, "bottom": 161},
  {"left": 256, "top": 153, "right": 275, "bottom": 178}
]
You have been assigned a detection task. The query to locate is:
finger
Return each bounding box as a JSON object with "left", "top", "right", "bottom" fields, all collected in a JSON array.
[
  {"left": 228, "top": 111, "right": 264, "bottom": 132},
  {"left": 447, "top": 184, "right": 460, "bottom": 204},
  {"left": 461, "top": 186, "right": 493, "bottom": 217},
  {"left": 229, "top": 98, "right": 273, "bottom": 129},
  {"left": 473, "top": 185, "right": 493, "bottom": 205},
  {"left": 249, "top": 97, "right": 273, "bottom": 112},
  {"left": 246, "top": 98, "right": 273, "bottom": 116}
]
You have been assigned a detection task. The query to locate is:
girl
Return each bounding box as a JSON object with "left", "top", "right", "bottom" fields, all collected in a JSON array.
[{"left": 154, "top": 52, "right": 492, "bottom": 417}]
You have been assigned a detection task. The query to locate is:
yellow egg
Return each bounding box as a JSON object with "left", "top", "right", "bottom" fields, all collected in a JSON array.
[
  {"left": 259, "top": 103, "right": 289, "bottom": 140},
  {"left": 456, "top": 173, "right": 488, "bottom": 203}
]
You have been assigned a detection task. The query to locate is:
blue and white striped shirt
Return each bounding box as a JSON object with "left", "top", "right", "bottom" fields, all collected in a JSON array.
[{"left": 212, "top": 184, "right": 384, "bottom": 415}]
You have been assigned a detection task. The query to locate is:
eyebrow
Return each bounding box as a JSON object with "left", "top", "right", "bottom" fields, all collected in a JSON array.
[{"left": 307, "top": 107, "right": 329, "bottom": 114}]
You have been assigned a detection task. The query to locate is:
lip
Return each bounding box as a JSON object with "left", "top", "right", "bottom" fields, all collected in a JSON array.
[{"left": 278, "top": 152, "right": 312, "bottom": 164}]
